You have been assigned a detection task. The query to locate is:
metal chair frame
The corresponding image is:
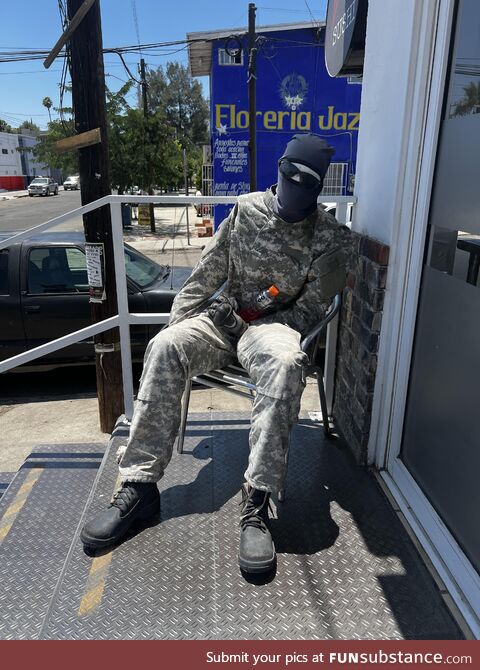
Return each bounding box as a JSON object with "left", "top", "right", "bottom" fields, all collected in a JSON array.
[{"left": 177, "top": 294, "right": 341, "bottom": 459}]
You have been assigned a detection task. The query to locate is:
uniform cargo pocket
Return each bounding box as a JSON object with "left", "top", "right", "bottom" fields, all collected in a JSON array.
[{"left": 315, "top": 248, "right": 347, "bottom": 299}]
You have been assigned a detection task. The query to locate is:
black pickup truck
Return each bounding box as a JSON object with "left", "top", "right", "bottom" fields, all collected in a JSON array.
[{"left": 0, "top": 232, "right": 191, "bottom": 370}]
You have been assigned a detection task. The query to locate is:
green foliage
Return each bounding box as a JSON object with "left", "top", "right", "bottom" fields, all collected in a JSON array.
[
  {"left": 42, "top": 96, "right": 53, "bottom": 122},
  {"left": 28, "top": 65, "right": 209, "bottom": 191},
  {"left": 453, "top": 82, "right": 480, "bottom": 117},
  {"left": 107, "top": 82, "right": 182, "bottom": 192},
  {"left": 145, "top": 62, "right": 209, "bottom": 150},
  {"left": 19, "top": 120, "right": 40, "bottom": 135},
  {"left": 0, "top": 119, "right": 15, "bottom": 133},
  {"left": 30, "top": 118, "right": 79, "bottom": 175}
]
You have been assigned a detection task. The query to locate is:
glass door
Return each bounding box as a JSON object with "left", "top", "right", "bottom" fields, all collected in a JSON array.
[{"left": 400, "top": 0, "right": 480, "bottom": 575}]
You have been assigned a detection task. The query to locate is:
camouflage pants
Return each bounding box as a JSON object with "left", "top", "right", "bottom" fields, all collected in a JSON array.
[{"left": 117, "top": 313, "right": 308, "bottom": 493}]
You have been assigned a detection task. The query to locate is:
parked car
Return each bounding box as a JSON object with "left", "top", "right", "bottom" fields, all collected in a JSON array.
[
  {"left": 28, "top": 177, "right": 59, "bottom": 197},
  {"left": 63, "top": 175, "right": 80, "bottom": 191},
  {"left": 0, "top": 232, "right": 191, "bottom": 370}
]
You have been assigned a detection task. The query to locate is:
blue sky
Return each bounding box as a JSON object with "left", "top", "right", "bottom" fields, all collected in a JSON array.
[{"left": 0, "top": 0, "right": 327, "bottom": 130}]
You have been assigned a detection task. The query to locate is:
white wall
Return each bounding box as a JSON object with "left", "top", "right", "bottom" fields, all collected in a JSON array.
[
  {"left": 0, "top": 132, "right": 21, "bottom": 176},
  {"left": 19, "top": 134, "right": 48, "bottom": 177},
  {"left": 353, "top": 0, "right": 419, "bottom": 245}
]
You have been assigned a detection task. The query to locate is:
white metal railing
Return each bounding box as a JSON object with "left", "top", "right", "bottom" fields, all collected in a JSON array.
[{"left": 0, "top": 194, "right": 356, "bottom": 421}]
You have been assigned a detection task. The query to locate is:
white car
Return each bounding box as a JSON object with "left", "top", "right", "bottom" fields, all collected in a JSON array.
[
  {"left": 63, "top": 175, "right": 80, "bottom": 191},
  {"left": 28, "top": 177, "right": 59, "bottom": 197}
]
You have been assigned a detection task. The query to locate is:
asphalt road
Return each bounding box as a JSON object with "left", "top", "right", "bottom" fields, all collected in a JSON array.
[{"left": 0, "top": 190, "right": 83, "bottom": 234}]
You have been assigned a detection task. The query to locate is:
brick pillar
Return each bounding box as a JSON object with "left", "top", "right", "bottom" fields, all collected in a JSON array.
[{"left": 333, "top": 236, "right": 390, "bottom": 464}]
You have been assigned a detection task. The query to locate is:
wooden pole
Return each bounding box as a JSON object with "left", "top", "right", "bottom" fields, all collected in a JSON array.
[
  {"left": 140, "top": 57, "right": 156, "bottom": 232},
  {"left": 67, "top": 0, "right": 124, "bottom": 432}
]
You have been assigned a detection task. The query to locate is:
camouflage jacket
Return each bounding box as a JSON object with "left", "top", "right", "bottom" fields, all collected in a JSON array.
[{"left": 169, "top": 189, "right": 358, "bottom": 336}]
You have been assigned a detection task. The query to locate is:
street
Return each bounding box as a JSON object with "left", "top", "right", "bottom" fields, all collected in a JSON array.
[
  {"left": 0, "top": 190, "right": 205, "bottom": 267},
  {"left": 0, "top": 190, "right": 83, "bottom": 233}
]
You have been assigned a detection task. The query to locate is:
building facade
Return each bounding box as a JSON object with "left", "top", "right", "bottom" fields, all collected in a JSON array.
[
  {"left": 0, "top": 131, "right": 54, "bottom": 190},
  {"left": 334, "top": 0, "right": 480, "bottom": 636},
  {"left": 188, "top": 21, "right": 362, "bottom": 226},
  {"left": 0, "top": 132, "right": 24, "bottom": 190}
]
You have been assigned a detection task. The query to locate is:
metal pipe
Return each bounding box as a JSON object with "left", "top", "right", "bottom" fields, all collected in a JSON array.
[
  {"left": 110, "top": 201, "right": 135, "bottom": 420},
  {"left": 0, "top": 316, "right": 119, "bottom": 374}
]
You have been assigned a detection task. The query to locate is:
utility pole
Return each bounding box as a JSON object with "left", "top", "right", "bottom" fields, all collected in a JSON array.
[
  {"left": 183, "top": 147, "right": 191, "bottom": 245},
  {"left": 67, "top": 0, "right": 124, "bottom": 432},
  {"left": 247, "top": 2, "right": 257, "bottom": 192},
  {"left": 140, "top": 57, "right": 155, "bottom": 232}
]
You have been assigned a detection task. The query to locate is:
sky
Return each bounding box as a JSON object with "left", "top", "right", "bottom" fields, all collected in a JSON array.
[{"left": 0, "top": 0, "right": 328, "bottom": 131}]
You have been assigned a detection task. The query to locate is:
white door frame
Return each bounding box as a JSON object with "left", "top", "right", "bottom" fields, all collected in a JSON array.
[{"left": 367, "top": 0, "right": 480, "bottom": 636}]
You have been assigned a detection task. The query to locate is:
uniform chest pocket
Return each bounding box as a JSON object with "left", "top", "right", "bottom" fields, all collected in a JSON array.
[{"left": 315, "top": 248, "right": 347, "bottom": 299}]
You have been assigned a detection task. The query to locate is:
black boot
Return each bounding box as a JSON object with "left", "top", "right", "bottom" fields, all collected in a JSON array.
[
  {"left": 238, "top": 483, "right": 276, "bottom": 573},
  {"left": 80, "top": 481, "right": 160, "bottom": 549}
]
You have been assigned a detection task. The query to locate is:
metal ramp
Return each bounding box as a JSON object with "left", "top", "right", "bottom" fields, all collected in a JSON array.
[{"left": 0, "top": 413, "right": 463, "bottom": 640}]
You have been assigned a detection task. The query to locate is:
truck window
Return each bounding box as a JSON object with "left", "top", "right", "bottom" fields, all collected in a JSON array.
[
  {"left": 28, "top": 247, "right": 88, "bottom": 294},
  {"left": 0, "top": 250, "right": 8, "bottom": 295}
]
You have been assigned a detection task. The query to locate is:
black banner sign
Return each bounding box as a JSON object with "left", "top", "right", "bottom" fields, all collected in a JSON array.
[{"left": 325, "top": 0, "right": 369, "bottom": 77}]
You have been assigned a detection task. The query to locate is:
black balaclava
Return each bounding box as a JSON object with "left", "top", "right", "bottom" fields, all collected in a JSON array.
[{"left": 274, "top": 133, "right": 335, "bottom": 223}]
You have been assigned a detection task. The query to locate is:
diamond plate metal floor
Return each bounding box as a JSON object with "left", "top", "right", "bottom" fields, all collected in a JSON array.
[
  {"left": 0, "top": 415, "right": 463, "bottom": 640},
  {"left": 0, "top": 444, "right": 105, "bottom": 639}
]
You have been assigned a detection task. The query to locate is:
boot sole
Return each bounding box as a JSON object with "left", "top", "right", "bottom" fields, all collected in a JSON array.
[
  {"left": 238, "top": 552, "right": 276, "bottom": 574},
  {"left": 80, "top": 499, "right": 160, "bottom": 550}
]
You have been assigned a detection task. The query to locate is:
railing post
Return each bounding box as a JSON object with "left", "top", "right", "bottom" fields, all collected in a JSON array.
[
  {"left": 336, "top": 201, "right": 348, "bottom": 224},
  {"left": 110, "top": 201, "right": 135, "bottom": 421}
]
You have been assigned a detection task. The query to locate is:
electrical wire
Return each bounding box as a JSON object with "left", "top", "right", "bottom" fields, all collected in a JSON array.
[
  {"left": 131, "top": 0, "right": 143, "bottom": 58},
  {"left": 0, "top": 32, "right": 325, "bottom": 65},
  {"left": 303, "top": 0, "right": 321, "bottom": 29}
]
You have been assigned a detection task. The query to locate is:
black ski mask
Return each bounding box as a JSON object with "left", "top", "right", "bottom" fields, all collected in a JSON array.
[{"left": 274, "top": 134, "right": 335, "bottom": 223}]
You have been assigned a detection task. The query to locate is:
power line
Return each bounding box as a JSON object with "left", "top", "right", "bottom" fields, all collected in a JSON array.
[
  {"left": 303, "top": 0, "right": 321, "bottom": 29},
  {"left": 131, "top": 0, "right": 143, "bottom": 57}
]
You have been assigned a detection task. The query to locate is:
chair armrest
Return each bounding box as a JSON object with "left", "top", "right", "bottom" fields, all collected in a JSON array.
[{"left": 300, "top": 293, "right": 341, "bottom": 355}]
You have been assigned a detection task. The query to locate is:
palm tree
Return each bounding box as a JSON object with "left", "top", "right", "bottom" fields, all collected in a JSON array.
[
  {"left": 453, "top": 81, "right": 480, "bottom": 117},
  {"left": 42, "top": 96, "right": 53, "bottom": 123}
]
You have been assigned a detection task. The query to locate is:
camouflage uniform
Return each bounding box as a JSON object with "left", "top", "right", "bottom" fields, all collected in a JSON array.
[{"left": 118, "top": 188, "right": 356, "bottom": 494}]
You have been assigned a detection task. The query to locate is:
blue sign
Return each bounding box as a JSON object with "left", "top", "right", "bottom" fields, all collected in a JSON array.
[{"left": 209, "top": 27, "right": 362, "bottom": 226}]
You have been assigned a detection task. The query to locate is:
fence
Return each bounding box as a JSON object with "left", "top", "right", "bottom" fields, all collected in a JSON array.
[{"left": 0, "top": 194, "right": 356, "bottom": 421}]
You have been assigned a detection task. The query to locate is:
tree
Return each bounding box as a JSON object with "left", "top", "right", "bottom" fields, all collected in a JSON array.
[
  {"left": 0, "top": 119, "right": 15, "bottom": 133},
  {"left": 453, "top": 82, "right": 480, "bottom": 117},
  {"left": 31, "top": 116, "right": 79, "bottom": 175},
  {"left": 19, "top": 120, "right": 40, "bottom": 135},
  {"left": 42, "top": 97, "right": 53, "bottom": 123},
  {"left": 145, "top": 62, "right": 209, "bottom": 150},
  {"left": 107, "top": 82, "right": 182, "bottom": 193}
]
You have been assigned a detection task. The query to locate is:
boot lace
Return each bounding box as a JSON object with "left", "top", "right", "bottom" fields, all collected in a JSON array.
[
  {"left": 109, "top": 484, "right": 136, "bottom": 513},
  {"left": 239, "top": 488, "right": 273, "bottom": 533}
]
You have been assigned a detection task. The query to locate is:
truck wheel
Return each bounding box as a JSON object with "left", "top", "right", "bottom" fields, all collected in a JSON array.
[{"left": 54, "top": 188, "right": 58, "bottom": 195}]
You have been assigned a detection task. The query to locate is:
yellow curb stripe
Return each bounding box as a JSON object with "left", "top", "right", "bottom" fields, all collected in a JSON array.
[
  {"left": 2, "top": 498, "right": 27, "bottom": 519},
  {"left": 17, "top": 478, "right": 38, "bottom": 496},
  {"left": 88, "top": 552, "right": 112, "bottom": 576},
  {"left": 0, "top": 523, "right": 13, "bottom": 541},
  {"left": 78, "top": 581, "right": 107, "bottom": 617},
  {"left": 0, "top": 468, "right": 42, "bottom": 545},
  {"left": 77, "top": 475, "right": 123, "bottom": 618}
]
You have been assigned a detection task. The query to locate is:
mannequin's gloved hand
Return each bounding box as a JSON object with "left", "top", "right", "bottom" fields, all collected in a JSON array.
[{"left": 206, "top": 295, "right": 247, "bottom": 339}]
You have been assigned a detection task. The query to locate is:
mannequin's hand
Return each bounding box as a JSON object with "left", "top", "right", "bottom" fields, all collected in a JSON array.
[{"left": 207, "top": 295, "right": 247, "bottom": 339}]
